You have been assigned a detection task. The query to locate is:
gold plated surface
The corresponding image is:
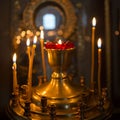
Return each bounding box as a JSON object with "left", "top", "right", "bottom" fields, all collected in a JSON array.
[
  {"left": 6, "top": 43, "right": 112, "bottom": 120},
  {"left": 32, "top": 48, "right": 82, "bottom": 109}
]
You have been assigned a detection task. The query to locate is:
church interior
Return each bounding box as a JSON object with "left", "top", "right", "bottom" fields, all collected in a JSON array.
[{"left": 0, "top": 0, "right": 120, "bottom": 119}]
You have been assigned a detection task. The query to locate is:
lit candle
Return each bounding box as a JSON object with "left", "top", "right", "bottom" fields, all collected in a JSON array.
[
  {"left": 26, "top": 38, "right": 30, "bottom": 59},
  {"left": 97, "top": 38, "right": 102, "bottom": 96},
  {"left": 32, "top": 36, "right": 37, "bottom": 59},
  {"left": 91, "top": 17, "right": 96, "bottom": 92},
  {"left": 33, "top": 35, "right": 37, "bottom": 46},
  {"left": 40, "top": 26, "right": 47, "bottom": 82},
  {"left": 27, "top": 36, "right": 37, "bottom": 101},
  {"left": 12, "top": 53, "right": 18, "bottom": 94}
]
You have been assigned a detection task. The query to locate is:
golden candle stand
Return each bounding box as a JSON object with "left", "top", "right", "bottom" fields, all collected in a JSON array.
[{"left": 7, "top": 47, "right": 112, "bottom": 120}]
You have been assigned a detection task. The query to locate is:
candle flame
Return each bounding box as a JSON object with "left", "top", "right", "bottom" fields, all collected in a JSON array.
[
  {"left": 40, "top": 26, "right": 44, "bottom": 39},
  {"left": 21, "top": 31, "right": 26, "bottom": 37},
  {"left": 33, "top": 36, "right": 37, "bottom": 44},
  {"left": 13, "top": 53, "right": 17, "bottom": 63},
  {"left": 58, "top": 39, "right": 62, "bottom": 44},
  {"left": 92, "top": 17, "right": 96, "bottom": 27},
  {"left": 97, "top": 38, "right": 102, "bottom": 48},
  {"left": 26, "top": 38, "right": 30, "bottom": 46}
]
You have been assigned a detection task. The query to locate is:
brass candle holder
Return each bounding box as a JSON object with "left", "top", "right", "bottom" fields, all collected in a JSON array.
[
  {"left": 32, "top": 47, "right": 82, "bottom": 114},
  {"left": 7, "top": 39, "right": 112, "bottom": 120}
]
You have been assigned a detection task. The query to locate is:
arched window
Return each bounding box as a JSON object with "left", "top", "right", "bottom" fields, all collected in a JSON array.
[{"left": 43, "top": 13, "right": 56, "bottom": 30}]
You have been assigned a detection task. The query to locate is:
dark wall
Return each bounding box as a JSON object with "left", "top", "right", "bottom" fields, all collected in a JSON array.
[
  {"left": 0, "top": 0, "right": 12, "bottom": 117},
  {"left": 111, "top": 0, "right": 120, "bottom": 109}
]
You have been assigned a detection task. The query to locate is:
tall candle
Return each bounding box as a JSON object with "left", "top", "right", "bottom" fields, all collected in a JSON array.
[
  {"left": 91, "top": 17, "right": 96, "bottom": 92},
  {"left": 97, "top": 38, "right": 102, "bottom": 96},
  {"left": 27, "top": 36, "right": 37, "bottom": 101},
  {"left": 12, "top": 53, "right": 18, "bottom": 94},
  {"left": 40, "top": 26, "right": 47, "bottom": 82}
]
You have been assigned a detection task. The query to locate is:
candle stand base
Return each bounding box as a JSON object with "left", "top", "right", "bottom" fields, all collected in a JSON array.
[
  {"left": 6, "top": 86, "right": 112, "bottom": 120},
  {"left": 6, "top": 48, "right": 112, "bottom": 120}
]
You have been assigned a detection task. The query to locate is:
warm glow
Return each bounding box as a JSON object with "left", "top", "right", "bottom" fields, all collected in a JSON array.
[
  {"left": 40, "top": 26, "right": 44, "bottom": 39},
  {"left": 16, "top": 39, "right": 21, "bottom": 45},
  {"left": 21, "top": 31, "right": 26, "bottom": 37},
  {"left": 58, "top": 39, "right": 62, "bottom": 44},
  {"left": 33, "top": 36, "right": 37, "bottom": 44},
  {"left": 13, "top": 53, "right": 17, "bottom": 63},
  {"left": 26, "top": 38, "right": 30, "bottom": 46},
  {"left": 36, "top": 31, "right": 40, "bottom": 36},
  {"left": 97, "top": 38, "right": 102, "bottom": 48},
  {"left": 26, "top": 30, "right": 31, "bottom": 35},
  {"left": 92, "top": 17, "right": 96, "bottom": 27}
]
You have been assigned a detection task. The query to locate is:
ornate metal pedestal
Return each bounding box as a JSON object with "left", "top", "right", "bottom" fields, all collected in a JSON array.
[{"left": 6, "top": 48, "right": 112, "bottom": 120}]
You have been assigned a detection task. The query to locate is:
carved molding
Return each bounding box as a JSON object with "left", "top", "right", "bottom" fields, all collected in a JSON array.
[
  {"left": 12, "top": 0, "right": 77, "bottom": 49},
  {"left": 22, "top": 0, "right": 77, "bottom": 38}
]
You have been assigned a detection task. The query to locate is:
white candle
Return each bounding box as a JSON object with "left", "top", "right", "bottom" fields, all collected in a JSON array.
[
  {"left": 12, "top": 53, "right": 18, "bottom": 94},
  {"left": 97, "top": 38, "right": 102, "bottom": 96},
  {"left": 91, "top": 17, "right": 96, "bottom": 92},
  {"left": 40, "top": 26, "right": 47, "bottom": 82}
]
